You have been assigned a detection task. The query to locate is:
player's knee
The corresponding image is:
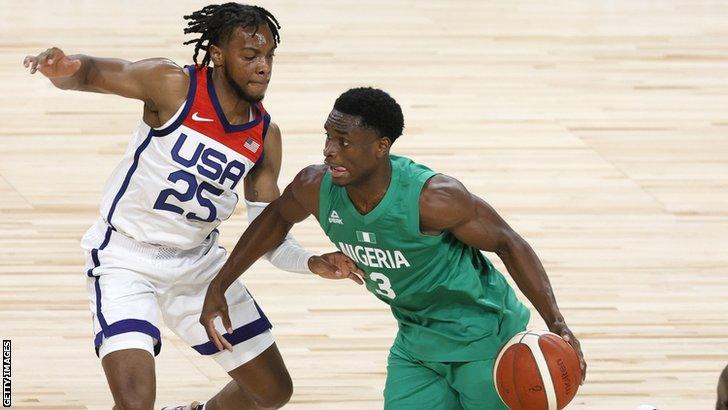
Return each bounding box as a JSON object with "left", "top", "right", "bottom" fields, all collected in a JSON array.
[
  {"left": 113, "top": 393, "right": 154, "bottom": 410},
  {"left": 250, "top": 375, "right": 293, "bottom": 409},
  {"left": 111, "top": 382, "right": 155, "bottom": 410}
]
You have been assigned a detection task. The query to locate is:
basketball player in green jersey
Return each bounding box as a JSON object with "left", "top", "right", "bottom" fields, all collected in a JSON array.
[{"left": 201, "top": 87, "right": 586, "bottom": 409}]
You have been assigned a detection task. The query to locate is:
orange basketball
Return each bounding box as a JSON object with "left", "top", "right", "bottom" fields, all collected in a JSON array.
[{"left": 493, "top": 330, "right": 581, "bottom": 410}]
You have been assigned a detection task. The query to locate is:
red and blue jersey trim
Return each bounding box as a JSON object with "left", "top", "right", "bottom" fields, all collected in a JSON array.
[{"left": 182, "top": 66, "right": 269, "bottom": 165}]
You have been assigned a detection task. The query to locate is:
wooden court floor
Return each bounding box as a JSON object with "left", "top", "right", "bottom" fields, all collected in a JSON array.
[{"left": 2, "top": 1, "right": 728, "bottom": 408}]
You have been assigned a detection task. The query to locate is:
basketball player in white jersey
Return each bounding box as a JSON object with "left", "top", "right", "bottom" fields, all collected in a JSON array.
[{"left": 23, "top": 4, "right": 362, "bottom": 410}]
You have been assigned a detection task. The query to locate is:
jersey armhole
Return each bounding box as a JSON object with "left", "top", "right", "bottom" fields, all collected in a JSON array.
[
  {"left": 151, "top": 65, "right": 197, "bottom": 137},
  {"left": 410, "top": 171, "right": 446, "bottom": 239},
  {"left": 317, "top": 171, "right": 333, "bottom": 231},
  {"left": 251, "top": 112, "right": 272, "bottom": 170}
]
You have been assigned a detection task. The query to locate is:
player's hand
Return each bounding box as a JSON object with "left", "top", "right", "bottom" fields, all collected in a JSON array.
[
  {"left": 23, "top": 47, "right": 82, "bottom": 77},
  {"left": 550, "top": 322, "right": 586, "bottom": 384},
  {"left": 199, "top": 282, "right": 234, "bottom": 352},
  {"left": 309, "top": 251, "right": 365, "bottom": 285}
]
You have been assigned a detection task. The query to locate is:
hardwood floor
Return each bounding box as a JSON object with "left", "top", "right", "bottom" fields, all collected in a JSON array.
[{"left": 1, "top": 1, "right": 727, "bottom": 408}]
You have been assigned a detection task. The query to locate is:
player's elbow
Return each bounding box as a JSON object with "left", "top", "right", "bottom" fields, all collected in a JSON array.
[
  {"left": 266, "top": 197, "right": 293, "bottom": 225},
  {"left": 260, "top": 200, "right": 296, "bottom": 242},
  {"left": 494, "top": 229, "right": 528, "bottom": 260}
]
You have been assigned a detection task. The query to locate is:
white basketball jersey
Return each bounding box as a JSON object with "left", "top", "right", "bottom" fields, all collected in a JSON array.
[{"left": 98, "top": 66, "right": 269, "bottom": 249}]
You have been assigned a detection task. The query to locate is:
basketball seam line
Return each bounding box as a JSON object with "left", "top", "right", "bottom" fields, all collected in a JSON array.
[{"left": 524, "top": 334, "right": 558, "bottom": 410}]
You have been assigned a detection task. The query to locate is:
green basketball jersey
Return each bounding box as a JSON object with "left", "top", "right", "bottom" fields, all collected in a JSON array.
[{"left": 318, "top": 155, "right": 530, "bottom": 362}]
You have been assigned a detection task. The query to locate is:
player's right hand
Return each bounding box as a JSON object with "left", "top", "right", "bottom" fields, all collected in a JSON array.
[
  {"left": 23, "top": 47, "right": 82, "bottom": 77},
  {"left": 309, "top": 251, "right": 365, "bottom": 285},
  {"left": 550, "top": 322, "right": 586, "bottom": 384},
  {"left": 199, "top": 282, "right": 234, "bottom": 352}
]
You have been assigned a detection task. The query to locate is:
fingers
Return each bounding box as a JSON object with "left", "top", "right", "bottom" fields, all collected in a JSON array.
[
  {"left": 325, "top": 262, "right": 345, "bottom": 278},
  {"left": 220, "top": 334, "right": 234, "bottom": 352},
  {"left": 25, "top": 49, "right": 51, "bottom": 75},
  {"left": 36, "top": 49, "right": 56, "bottom": 75},
  {"left": 348, "top": 272, "right": 364, "bottom": 285},
  {"left": 202, "top": 313, "right": 226, "bottom": 352},
  {"left": 313, "top": 255, "right": 345, "bottom": 278},
  {"left": 200, "top": 290, "right": 234, "bottom": 352},
  {"left": 341, "top": 256, "right": 365, "bottom": 284},
  {"left": 331, "top": 251, "right": 364, "bottom": 280},
  {"left": 24, "top": 47, "right": 73, "bottom": 76},
  {"left": 218, "top": 306, "right": 234, "bottom": 352},
  {"left": 568, "top": 337, "right": 586, "bottom": 383},
  {"left": 335, "top": 255, "right": 351, "bottom": 278},
  {"left": 221, "top": 309, "right": 234, "bottom": 335},
  {"left": 562, "top": 331, "right": 587, "bottom": 384},
  {"left": 578, "top": 347, "right": 587, "bottom": 384},
  {"left": 24, "top": 56, "right": 39, "bottom": 74},
  {"left": 201, "top": 311, "right": 235, "bottom": 352},
  {"left": 316, "top": 252, "right": 365, "bottom": 283},
  {"left": 345, "top": 257, "right": 365, "bottom": 276}
]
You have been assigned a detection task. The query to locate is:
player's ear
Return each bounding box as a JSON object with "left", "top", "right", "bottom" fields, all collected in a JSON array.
[
  {"left": 376, "top": 137, "right": 391, "bottom": 158},
  {"left": 209, "top": 44, "right": 224, "bottom": 67}
]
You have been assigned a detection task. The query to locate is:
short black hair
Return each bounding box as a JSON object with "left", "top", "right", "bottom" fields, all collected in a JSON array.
[
  {"left": 183, "top": 3, "right": 281, "bottom": 68},
  {"left": 333, "top": 87, "right": 405, "bottom": 143}
]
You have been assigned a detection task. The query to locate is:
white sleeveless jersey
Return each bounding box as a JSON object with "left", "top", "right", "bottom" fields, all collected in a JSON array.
[{"left": 98, "top": 66, "right": 270, "bottom": 249}]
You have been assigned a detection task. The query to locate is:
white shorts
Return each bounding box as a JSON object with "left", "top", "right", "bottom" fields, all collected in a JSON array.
[{"left": 81, "top": 219, "right": 274, "bottom": 372}]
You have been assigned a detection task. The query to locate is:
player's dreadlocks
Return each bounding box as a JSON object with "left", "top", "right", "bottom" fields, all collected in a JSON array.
[{"left": 183, "top": 3, "right": 281, "bottom": 68}]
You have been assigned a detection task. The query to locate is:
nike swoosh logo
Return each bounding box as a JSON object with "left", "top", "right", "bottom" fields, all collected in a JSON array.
[{"left": 192, "top": 112, "right": 214, "bottom": 122}]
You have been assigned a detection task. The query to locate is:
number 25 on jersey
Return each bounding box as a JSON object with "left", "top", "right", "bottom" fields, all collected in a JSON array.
[{"left": 153, "top": 133, "right": 246, "bottom": 222}]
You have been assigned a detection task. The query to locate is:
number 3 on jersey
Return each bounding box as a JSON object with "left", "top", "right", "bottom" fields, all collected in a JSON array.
[{"left": 370, "top": 272, "right": 397, "bottom": 299}]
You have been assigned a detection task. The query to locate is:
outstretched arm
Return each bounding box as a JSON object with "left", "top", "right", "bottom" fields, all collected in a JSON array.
[
  {"left": 419, "top": 174, "right": 586, "bottom": 382},
  {"left": 201, "top": 166, "right": 362, "bottom": 351},
  {"left": 23, "top": 47, "right": 187, "bottom": 119}
]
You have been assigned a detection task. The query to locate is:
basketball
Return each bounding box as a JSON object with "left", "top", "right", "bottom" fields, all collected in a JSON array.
[{"left": 494, "top": 330, "right": 582, "bottom": 410}]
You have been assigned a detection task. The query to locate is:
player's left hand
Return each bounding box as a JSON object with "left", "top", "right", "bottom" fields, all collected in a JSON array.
[
  {"left": 309, "top": 251, "right": 365, "bottom": 285},
  {"left": 550, "top": 322, "right": 586, "bottom": 384}
]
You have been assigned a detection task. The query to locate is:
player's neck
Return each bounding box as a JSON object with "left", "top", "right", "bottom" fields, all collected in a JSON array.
[
  {"left": 346, "top": 160, "right": 392, "bottom": 215},
  {"left": 210, "top": 68, "right": 252, "bottom": 125}
]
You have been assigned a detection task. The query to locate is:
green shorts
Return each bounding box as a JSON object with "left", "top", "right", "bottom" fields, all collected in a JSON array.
[{"left": 384, "top": 343, "right": 508, "bottom": 410}]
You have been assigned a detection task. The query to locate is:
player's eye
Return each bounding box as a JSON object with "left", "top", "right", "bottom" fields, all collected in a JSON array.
[{"left": 341, "top": 140, "right": 351, "bottom": 147}]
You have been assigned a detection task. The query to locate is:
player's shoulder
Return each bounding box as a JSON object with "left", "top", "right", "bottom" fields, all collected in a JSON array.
[
  {"left": 419, "top": 174, "right": 473, "bottom": 229},
  {"left": 132, "top": 58, "right": 187, "bottom": 80},
  {"left": 134, "top": 58, "right": 189, "bottom": 108},
  {"left": 294, "top": 164, "right": 328, "bottom": 187},
  {"left": 288, "top": 164, "right": 327, "bottom": 208},
  {"left": 152, "top": 59, "right": 189, "bottom": 88},
  {"left": 265, "top": 121, "right": 281, "bottom": 139},
  {"left": 146, "top": 57, "right": 184, "bottom": 70},
  {"left": 420, "top": 174, "right": 470, "bottom": 206}
]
